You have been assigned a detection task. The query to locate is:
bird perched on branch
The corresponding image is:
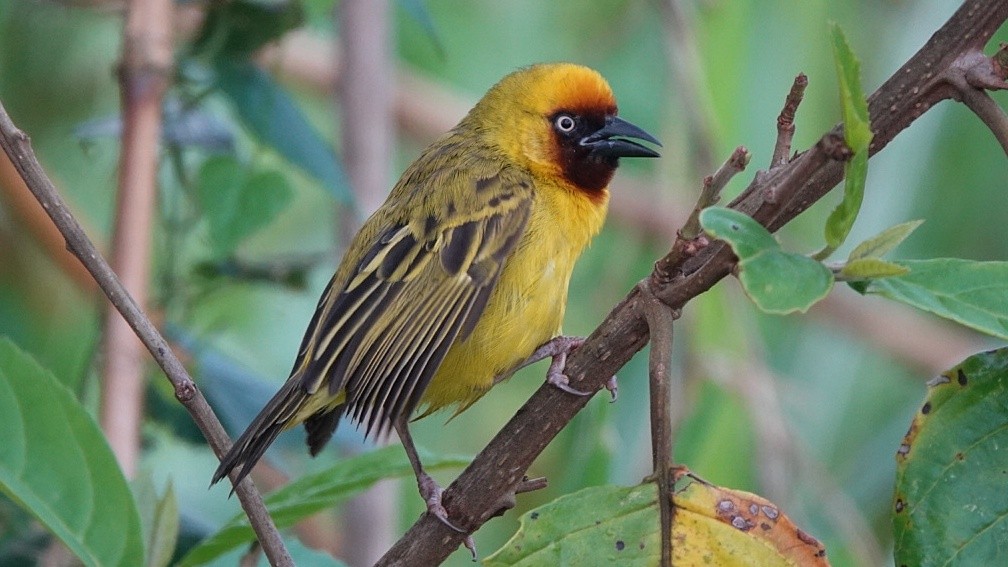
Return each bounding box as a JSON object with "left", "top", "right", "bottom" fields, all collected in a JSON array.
[{"left": 212, "top": 62, "right": 660, "bottom": 536}]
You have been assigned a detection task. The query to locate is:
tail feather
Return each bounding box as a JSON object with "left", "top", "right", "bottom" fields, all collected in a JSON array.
[
  {"left": 211, "top": 379, "right": 310, "bottom": 490},
  {"left": 304, "top": 404, "right": 346, "bottom": 456}
]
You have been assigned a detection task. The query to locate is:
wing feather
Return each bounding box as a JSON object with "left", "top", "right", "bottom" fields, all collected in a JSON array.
[
  {"left": 214, "top": 139, "right": 536, "bottom": 487},
  {"left": 297, "top": 167, "right": 533, "bottom": 440}
]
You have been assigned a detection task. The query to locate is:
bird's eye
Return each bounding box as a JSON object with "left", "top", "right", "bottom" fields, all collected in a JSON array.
[{"left": 554, "top": 114, "right": 576, "bottom": 133}]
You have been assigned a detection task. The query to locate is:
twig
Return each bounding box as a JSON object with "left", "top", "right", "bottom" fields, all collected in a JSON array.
[
  {"left": 679, "top": 146, "right": 751, "bottom": 240},
  {"left": 0, "top": 103, "right": 294, "bottom": 567},
  {"left": 772, "top": 73, "right": 809, "bottom": 167},
  {"left": 951, "top": 51, "right": 1008, "bottom": 156},
  {"left": 653, "top": 146, "right": 750, "bottom": 287},
  {"left": 336, "top": 0, "right": 395, "bottom": 232},
  {"left": 637, "top": 279, "right": 679, "bottom": 567},
  {"left": 375, "top": 3, "right": 1008, "bottom": 564}
]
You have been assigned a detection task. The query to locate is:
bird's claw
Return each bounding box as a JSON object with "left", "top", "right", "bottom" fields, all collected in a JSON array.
[
  {"left": 417, "top": 473, "right": 464, "bottom": 532},
  {"left": 417, "top": 472, "right": 477, "bottom": 559},
  {"left": 544, "top": 338, "right": 592, "bottom": 396},
  {"left": 547, "top": 370, "right": 591, "bottom": 396},
  {"left": 606, "top": 375, "right": 618, "bottom": 402}
]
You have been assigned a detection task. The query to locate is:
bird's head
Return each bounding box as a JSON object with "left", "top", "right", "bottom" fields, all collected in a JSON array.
[{"left": 469, "top": 63, "right": 661, "bottom": 199}]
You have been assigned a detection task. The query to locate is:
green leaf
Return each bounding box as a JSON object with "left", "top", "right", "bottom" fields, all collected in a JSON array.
[
  {"left": 847, "top": 219, "right": 924, "bottom": 261},
  {"left": 0, "top": 339, "right": 145, "bottom": 567},
  {"left": 148, "top": 483, "right": 179, "bottom": 567},
  {"left": 486, "top": 477, "right": 829, "bottom": 566},
  {"left": 179, "top": 446, "right": 469, "bottom": 566},
  {"left": 893, "top": 348, "right": 1008, "bottom": 566},
  {"left": 131, "top": 474, "right": 178, "bottom": 567},
  {"left": 863, "top": 259, "right": 1008, "bottom": 340},
  {"left": 485, "top": 484, "right": 657, "bottom": 566},
  {"left": 196, "top": 156, "right": 293, "bottom": 258},
  {"left": 818, "top": 24, "right": 873, "bottom": 258},
  {"left": 700, "top": 207, "right": 833, "bottom": 314},
  {"left": 839, "top": 257, "right": 910, "bottom": 280},
  {"left": 214, "top": 58, "right": 350, "bottom": 201},
  {"left": 830, "top": 23, "right": 872, "bottom": 150},
  {"left": 821, "top": 150, "right": 868, "bottom": 255}
]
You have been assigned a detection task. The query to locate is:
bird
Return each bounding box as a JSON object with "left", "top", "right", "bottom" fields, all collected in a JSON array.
[{"left": 211, "top": 62, "right": 660, "bottom": 534}]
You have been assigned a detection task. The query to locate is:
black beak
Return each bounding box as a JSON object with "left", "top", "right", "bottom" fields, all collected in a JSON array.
[{"left": 580, "top": 116, "right": 661, "bottom": 159}]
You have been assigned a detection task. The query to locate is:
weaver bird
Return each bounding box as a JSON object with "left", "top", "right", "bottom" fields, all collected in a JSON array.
[{"left": 212, "top": 62, "right": 660, "bottom": 534}]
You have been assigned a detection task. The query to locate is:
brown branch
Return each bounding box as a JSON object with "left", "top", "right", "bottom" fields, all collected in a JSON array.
[
  {"left": 676, "top": 146, "right": 750, "bottom": 242},
  {"left": 0, "top": 104, "right": 294, "bottom": 567},
  {"left": 772, "top": 73, "right": 809, "bottom": 167},
  {"left": 638, "top": 281, "right": 677, "bottom": 567},
  {"left": 376, "top": 2, "right": 1008, "bottom": 564},
  {"left": 952, "top": 50, "right": 1008, "bottom": 156}
]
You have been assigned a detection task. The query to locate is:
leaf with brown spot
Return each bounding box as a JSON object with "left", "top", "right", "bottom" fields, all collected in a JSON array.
[
  {"left": 483, "top": 468, "right": 828, "bottom": 566},
  {"left": 893, "top": 348, "right": 1008, "bottom": 566}
]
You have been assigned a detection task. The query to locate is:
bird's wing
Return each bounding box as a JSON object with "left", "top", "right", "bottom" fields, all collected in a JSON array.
[{"left": 296, "top": 165, "right": 533, "bottom": 438}]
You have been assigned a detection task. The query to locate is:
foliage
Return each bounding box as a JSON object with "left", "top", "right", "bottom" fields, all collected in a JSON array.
[
  {"left": 0, "top": 1, "right": 1006, "bottom": 566},
  {"left": 0, "top": 339, "right": 145, "bottom": 567},
  {"left": 893, "top": 349, "right": 1008, "bottom": 566}
]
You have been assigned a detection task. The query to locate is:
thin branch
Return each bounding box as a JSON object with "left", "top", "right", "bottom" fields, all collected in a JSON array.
[
  {"left": 336, "top": 0, "right": 395, "bottom": 234},
  {"left": 771, "top": 73, "right": 809, "bottom": 167},
  {"left": 638, "top": 280, "right": 678, "bottom": 567},
  {"left": 953, "top": 51, "right": 1008, "bottom": 156},
  {"left": 0, "top": 103, "right": 294, "bottom": 567},
  {"left": 376, "top": 3, "right": 1008, "bottom": 563},
  {"left": 678, "top": 145, "right": 751, "bottom": 241}
]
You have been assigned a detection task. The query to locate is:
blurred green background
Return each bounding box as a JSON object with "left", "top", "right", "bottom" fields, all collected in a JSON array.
[{"left": 0, "top": 1, "right": 1005, "bottom": 565}]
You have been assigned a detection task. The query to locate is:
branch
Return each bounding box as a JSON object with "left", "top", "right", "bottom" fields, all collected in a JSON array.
[
  {"left": 952, "top": 50, "right": 1008, "bottom": 156},
  {"left": 638, "top": 280, "right": 678, "bottom": 567},
  {"left": 376, "top": 2, "right": 1008, "bottom": 564},
  {"left": 771, "top": 73, "right": 809, "bottom": 167},
  {"left": 0, "top": 104, "right": 294, "bottom": 567}
]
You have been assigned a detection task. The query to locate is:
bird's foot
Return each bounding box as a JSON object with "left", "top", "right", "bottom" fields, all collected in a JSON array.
[
  {"left": 416, "top": 472, "right": 476, "bottom": 559},
  {"left": 547, "top": 364, "right": 590, "bottom": 396},
  {"left": 538, "top": 337, "right": 590, "bottom": 396}
]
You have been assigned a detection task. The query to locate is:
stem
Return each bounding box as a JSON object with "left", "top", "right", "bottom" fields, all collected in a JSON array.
[
  {"left": 771, "top": 74, "right": 809, "bottom": 167},
  {"left": 638, "top": 280, "right": 678, "bottom": 566}
]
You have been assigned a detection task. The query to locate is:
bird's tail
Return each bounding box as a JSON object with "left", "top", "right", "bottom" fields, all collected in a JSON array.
[{"left": 211, "top": 378, "right": 311, "bottom": 490}]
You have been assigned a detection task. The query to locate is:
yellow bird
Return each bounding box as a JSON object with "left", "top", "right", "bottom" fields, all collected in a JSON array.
[{"left": 212, "top": 63, "right": 660, "bottom": 529}]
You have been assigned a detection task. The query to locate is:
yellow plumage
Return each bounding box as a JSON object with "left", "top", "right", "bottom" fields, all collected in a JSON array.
[{"left": 212, "top": 63, "right": 659, "bottom": 520}]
